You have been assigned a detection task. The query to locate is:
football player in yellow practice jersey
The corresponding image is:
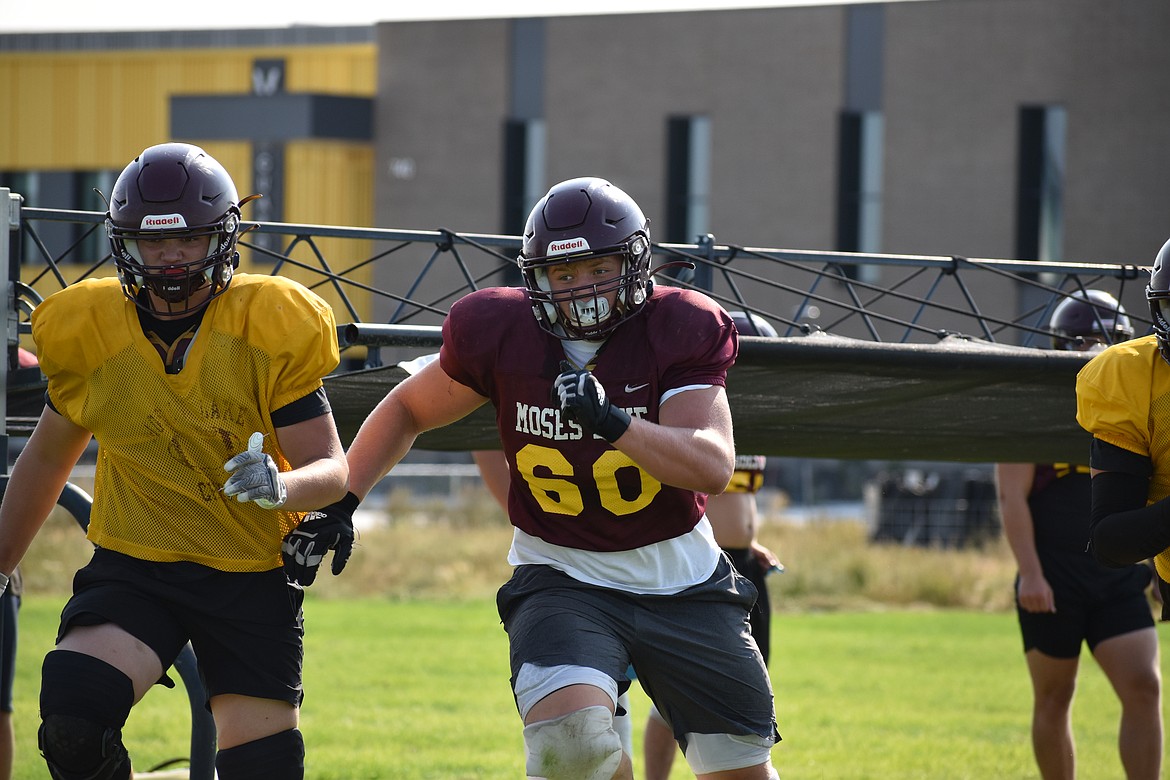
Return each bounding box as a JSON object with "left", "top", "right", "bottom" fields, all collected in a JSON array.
[
  {"left": 0, "top": 143, "right": 351, "bottom": 780},
  {"left": 1005, "top": 291, "right": 1160, "bottom": 780},
  {"left": 1079, "top": 239, "right": 1170, "bottom": 598}
]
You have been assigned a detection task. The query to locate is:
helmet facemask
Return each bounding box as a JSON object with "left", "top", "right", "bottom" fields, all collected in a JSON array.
[
  {"left": 109, "top": 209, "right": 241, "bottom": 318},
  {"left": 1149, "top": 293, "right": 1170, "bottom": 363},
  {"left": 1144, "top": 238, "right": 1170, "bottom": 363},
  {"left": 523, "top": 233, "right": 652, "bottom": 341}
]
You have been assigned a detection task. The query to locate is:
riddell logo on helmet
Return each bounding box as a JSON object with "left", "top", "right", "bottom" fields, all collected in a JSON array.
[
  {"left": 141, "top": 214, "right": 187, "bottom": 229},
  {"left": 547, "top": 238, "right": 590, "bottom": 255}
]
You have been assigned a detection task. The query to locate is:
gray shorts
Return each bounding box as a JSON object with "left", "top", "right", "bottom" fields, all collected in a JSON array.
[{"left": 496, "top": 554, "right": 779, "bottom": 749}]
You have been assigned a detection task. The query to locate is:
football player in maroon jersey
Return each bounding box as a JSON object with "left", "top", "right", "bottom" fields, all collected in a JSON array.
[{"left": 332, "top": 177, "right": 779, "bottom": 779}]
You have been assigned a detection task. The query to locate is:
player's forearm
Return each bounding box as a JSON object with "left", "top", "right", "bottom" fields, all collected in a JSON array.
[
  {"left": 616, "top": 416, "right": 734, "bottom": 494},
  {"left": 279, "top": 456, "right": 350, "bottom": 512},
  {"left": 1000, "top": 502, "right": 1043, "bottom": 576},
  {"left": 345, "top": 397, "right": 421, "bottom": 500},
  {"left": 1089, "top": 470, "right": 1170, "bottom": 566},
  {"left": 0, "top": 503, "right": 54, "bottom": 575},
  {"left": 0, "top": 450, "right": 75, "bottom": 573}
]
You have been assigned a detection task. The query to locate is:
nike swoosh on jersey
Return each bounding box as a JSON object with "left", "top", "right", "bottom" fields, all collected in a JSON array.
[{"left": 624, "top": 382, "right": 650, "bottom": 393}]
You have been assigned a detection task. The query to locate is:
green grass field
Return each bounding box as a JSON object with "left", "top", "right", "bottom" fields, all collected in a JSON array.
[
  {"left": 10, "top": 496, "right": 1168, "bottom": 778},
  {"left": 10, "top": 596, "right": 1170, "bottom": 779}
]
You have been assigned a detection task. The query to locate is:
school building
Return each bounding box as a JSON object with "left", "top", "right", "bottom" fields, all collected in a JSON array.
[{"left": 1, "top": 0, "right": 1168, "bottom": 329}]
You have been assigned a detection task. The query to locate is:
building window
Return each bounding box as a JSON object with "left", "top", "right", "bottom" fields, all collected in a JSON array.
[
  {"left": 500, "top": 18, "right": 547, "bottom": 286},
  {"left": 500, "top": 118, "right": 545, "bottom": 287},
  {"left": 665, "top": 115, "right": 711, "bottom": 245},
  {"left": 0, "top": 169, "right": 115, "bottom": 265},
  {"left": 77, "top": 169, "right": 118, "bottom": 264},
  {"left": 835, "top": 110, "right": 883, "bottom": 281},
  {"left": 1016, "top": 105, "right": 1066, "bottom": 262},
  {"left": 502, "top": 118, "right": 546, "bottom": 237}
]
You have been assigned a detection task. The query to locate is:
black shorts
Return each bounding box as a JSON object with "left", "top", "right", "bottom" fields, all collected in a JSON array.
[
  {"left": 497, "top": 554, "right": 779, "bottom": 747},
  {"left": 1017, "top": 550, "right": 1154, "bottom": 658},
  {"left": 59, "top": 548, "right": 305, "bottom": 707}
]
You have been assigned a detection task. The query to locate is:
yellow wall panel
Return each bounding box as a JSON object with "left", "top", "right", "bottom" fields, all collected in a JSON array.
[
  {"left": 271, "top": 143, "right": 375, "bottom": 322},
  {"left": 4, "top": 41, "right": 376, "bottom": 323},
  {"left": 0, "top": 44, "right": 374, "bottom": 170}
]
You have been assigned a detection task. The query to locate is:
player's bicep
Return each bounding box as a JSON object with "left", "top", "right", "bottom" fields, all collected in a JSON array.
[
  {"left": 274, "top": 413, "right": 345, "bottom": 470},
  {"left": 994, "top": 463, "right": 1034, "bottom": 499},
  {"left": 659, "top": 385, "right": 733, "bottom": 444},
  {"left": 396, "top": 357, "right": 489, "bottom": 433}
]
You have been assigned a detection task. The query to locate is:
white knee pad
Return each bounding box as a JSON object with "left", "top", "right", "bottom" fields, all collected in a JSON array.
[
  {"left": 524, "top": 705, "right": 624, "bottom": 780},
  {"left": 684, "top": 731, "right": 776, "bottom": 775}
]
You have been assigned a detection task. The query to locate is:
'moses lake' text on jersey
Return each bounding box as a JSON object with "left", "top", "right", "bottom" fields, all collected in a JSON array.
[
  {"left": 441, "top": 285, "right": 736, "bottom": 552},
  {"left": 31, "top": 275, "right": 339, "bottom": 572}
]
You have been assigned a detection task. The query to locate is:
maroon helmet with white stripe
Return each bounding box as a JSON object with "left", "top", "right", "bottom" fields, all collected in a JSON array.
[
  {"left": 518, "top": 177, "right": 652, "bottom": 340},
  {"left": 107, "top": 143, "right": 242, "bottom": 316}
]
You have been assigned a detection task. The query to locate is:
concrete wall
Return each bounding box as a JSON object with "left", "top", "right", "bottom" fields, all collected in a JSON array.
[{"left": 371, "top": 0, "right": 1168, "bottom": 333}]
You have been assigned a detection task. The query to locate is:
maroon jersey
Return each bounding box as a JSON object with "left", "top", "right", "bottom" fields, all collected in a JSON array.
[{"left": 441, "top": 285, "right": 736, "bottom": 552}]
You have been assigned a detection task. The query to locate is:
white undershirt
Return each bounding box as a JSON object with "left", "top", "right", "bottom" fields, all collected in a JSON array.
[{"left": 507, "top": 517, "right": 722, "bottom": 595}]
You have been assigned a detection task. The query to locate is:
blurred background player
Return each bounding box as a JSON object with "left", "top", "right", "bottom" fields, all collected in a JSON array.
[
  {"left": 0, "top": 348, "right": 35, "bottom": 780},
  {"left": 643, "top": 311, "right": 782, "bottom": 780},
  {"left": 1001, "top": 289, "right": 1161, "bottom": 780},
  {"left": 0, "top": 566, "right": 19, "bottom": 780}
]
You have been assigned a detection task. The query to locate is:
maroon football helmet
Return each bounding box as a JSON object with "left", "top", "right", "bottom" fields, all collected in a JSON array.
[
  {"left": 1146, "top": 238, "right": 1170, "bottom": 363},
  {"left": 517, "top": 177, "right": 653, "bottom": 340},
  {"left": 1050, "top": 289, "right": 1133, "bottom": 351},
  {"left": 106, "top": 143, "right": 243, "bottom": 316},
  {"left": 729, "top": 310, "right": 778, "bottom": 338}
]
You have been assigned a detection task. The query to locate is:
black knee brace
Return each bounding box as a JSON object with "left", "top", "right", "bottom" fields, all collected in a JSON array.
[
  {"left": 215, "top": 729, "right": 305, "bottom": 780},
  {"left": 39, "top": 650, "right": 134, "bottom": 780}
]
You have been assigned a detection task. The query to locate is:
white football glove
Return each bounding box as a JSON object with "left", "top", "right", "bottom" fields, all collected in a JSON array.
[{"left": 223, "top": 432, "right": 288, "bottom": 509}]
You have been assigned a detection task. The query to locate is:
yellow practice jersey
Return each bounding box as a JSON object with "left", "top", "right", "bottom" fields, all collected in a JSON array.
[
  {"left": 1076, "top": 334, "right": 1170, "bottom": 580},
  {"left": 725, "top": 454, "right": 766, "bottom": 494},
  {"left": 31, "top": 274, "right": 339, "bottom": 572}
]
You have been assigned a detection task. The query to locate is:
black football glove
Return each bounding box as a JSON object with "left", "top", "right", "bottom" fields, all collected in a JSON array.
[
  {"left": 282, "top": 491, "right": 358, "bottom": 585},
  {"left": 551, "top": 360, "right": 632, "bottom": 443}
]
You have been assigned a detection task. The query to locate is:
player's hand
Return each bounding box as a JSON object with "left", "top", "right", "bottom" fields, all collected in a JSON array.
[
  {"left": 282, "top": 492, "right": 358, "bottom": 585},
  {"left": 551, "top": 360, "right": 631, "bottom": 443},
  {"left": 223, "top": 432, "right": 288, "bottom": 509},
  {"left": 1016, "top": 572, "right": 1056, "bottom": 613},
  {"left": 751, "top": 541, "right": 784, "bottom": 574}
]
